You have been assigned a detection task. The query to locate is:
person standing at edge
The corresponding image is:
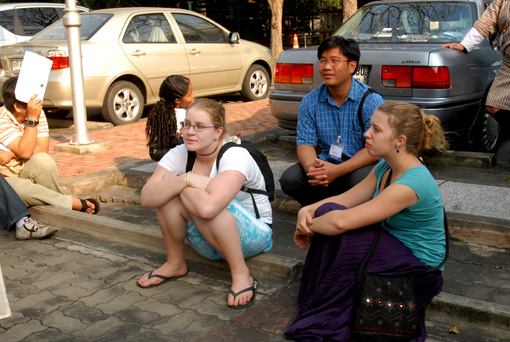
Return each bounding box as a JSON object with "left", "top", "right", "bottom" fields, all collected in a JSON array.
[
  {"left": 279, "top": 36, "right": 385, "bottom": 206},
  {"left": 442, "top": 0, "right": 510, "bottom": 126}
]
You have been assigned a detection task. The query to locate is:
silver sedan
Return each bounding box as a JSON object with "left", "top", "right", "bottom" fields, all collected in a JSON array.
[{"left": 269, "top": 0, "right": 502, "bottom": 153}]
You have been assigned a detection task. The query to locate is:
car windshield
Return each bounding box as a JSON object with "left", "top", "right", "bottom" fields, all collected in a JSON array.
[
  {"left": 334, "top": 1, "right": 476, "bottom": 44},
  {"left": 32, "top": 13, "right": 112, "bottom": 41}
]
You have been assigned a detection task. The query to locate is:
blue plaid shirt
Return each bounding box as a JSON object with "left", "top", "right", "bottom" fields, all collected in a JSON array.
[{"left": 297, "top": 79, "right": 385, "bottom": 161}]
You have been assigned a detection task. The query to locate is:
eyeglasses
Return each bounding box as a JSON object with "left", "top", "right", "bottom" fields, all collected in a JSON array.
[
  {"left": 182, "top": 122, "right": 216, "bottom": 132},
  {"left": 319, "top": 58, "right": 352, "bottom": 66}
]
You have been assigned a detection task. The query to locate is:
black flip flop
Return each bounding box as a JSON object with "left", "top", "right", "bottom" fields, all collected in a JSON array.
[
  {"left": 136, "top": 270, "right": 187, "bottom": 289},
  {"left": 79, "top": 198, "right": 100, "bottom": 214},
  {"left": 228, "top": 279, "right": 258, "bottom": 310}
]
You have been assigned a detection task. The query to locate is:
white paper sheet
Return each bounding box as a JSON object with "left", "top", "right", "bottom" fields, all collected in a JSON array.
[
  {"left": 14, "top": 51, "right": 53, "bottom": 103},
  {"left": 0, "top": 265, "right": 11, "bottom": 319}
]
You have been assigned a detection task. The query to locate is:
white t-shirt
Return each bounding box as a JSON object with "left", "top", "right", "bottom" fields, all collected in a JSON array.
[
  {"left": 175, "top": 108, "right": 186, "bottom": 135},
  {"left": 159, "top": 143, "right": 272, "bottom": 224}
]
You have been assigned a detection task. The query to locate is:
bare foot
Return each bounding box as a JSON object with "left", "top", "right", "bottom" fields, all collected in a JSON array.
[
  {"left": 137, "top": 262, "right": 188, "bottom": 288},
  {"left": 228, "top": 275, "right": 254, "bottom": 308}
]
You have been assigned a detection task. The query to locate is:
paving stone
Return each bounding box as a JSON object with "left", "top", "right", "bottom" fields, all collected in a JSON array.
[
  {"left": 2, "top": 280, "right": 41, "bottom": 303},
  {"left": 114, "top": 307, "right": 167, "bottom": 326},
  {"left": 14, "top": 291, "right": 72, "bottom": 318},
  {"left": 195, "top": 321, "right": 274, "bottom": 342},
  {"left": 2, "top": 265, "right": 29, "bottom": 281},
  {"left": 125, "top": 328, "right": 178, "bottom": 342},
  {"left": 40, "top": 310, "right": 87, "bottom": 334},
  {"left": 61, "top": 302, "right": 109, "bottom": 324},
  {"left": 79, "top": 286, "right": 126, "bottom": 308},
  {"left": 99, "top": 265, "right": 140, "bottom": 283},
  {"left": 96, "top": 291, "right": 144, "bottom": 314},
  {"left": 132, "top": 298, "right": 183, "bottom": 317},
  {"left": 0, "top": 319, "right": 48, "bottom": 342},
  {"left": 11, "top": 258, "right": 50, "bottom": 275},
  {"left": 22, "top": 328, "right": 78, "bottom": 342},
  {"left": 73, "top": 316, "right": 125, "bottom": 339},
  {"left": 14, "top": 265, "right": 61, "bottom": 286},
  {"left": 88, "top": 322, "right": 143, "bottom": 342},
  {"left": 40, "top": 248, "right": 79, "bottom": 267},
  {"left": 32, "top": 271, "right": 78, "bottom": 290},
  {"left": 0, "top": 312, "right": 30, "bottom": 330},
  {"left": 153, "top": 311, "right": 223, "bottom": 339},
  {"left": 232, "top": 302, "right": 296, "bottom": 334},
  {"left": 173, "top": 314, "right": 226, "bottom": 340},
  {"left": 152, "top": 281, "right": 213, "bottom": 308}
]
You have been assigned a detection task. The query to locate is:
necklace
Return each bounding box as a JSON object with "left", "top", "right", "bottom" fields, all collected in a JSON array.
[{"left": 196, "top": 142, "right": 220, "bottom": 157}]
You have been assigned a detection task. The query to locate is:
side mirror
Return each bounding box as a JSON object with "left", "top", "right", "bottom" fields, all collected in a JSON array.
[{"left": 229, "top": 32, "right": 240, "bottom": 44}]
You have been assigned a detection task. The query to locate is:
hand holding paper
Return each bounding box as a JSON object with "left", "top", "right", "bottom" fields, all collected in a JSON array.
[{"left": 14, "top": 51, "right": 53, "bottom": 103}]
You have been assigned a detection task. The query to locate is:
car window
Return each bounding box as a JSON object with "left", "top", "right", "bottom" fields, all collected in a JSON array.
[
  {"left": 0, "top": 7, "right": 61, "bottom": 36},
  {"left": 172, "top": 13, "right": 227, "bottom": 43},
  {"left": 32, "top": 13, "right": 112, "bottom": 41},
  {"left": 334, "top": 1, "right": 476, "bottom": 44},
  {"left": 122, "top": 13, "right": 176, "bottom": 43}
]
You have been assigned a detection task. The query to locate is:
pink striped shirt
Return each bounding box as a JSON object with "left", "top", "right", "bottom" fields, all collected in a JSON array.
[{"left": 0, "top": 105, "right": 49, "bottom": 148}]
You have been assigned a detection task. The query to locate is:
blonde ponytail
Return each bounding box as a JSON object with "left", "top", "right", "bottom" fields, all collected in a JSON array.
[{"left": 377, "top": 101, "right": 449, "bottom": 156}]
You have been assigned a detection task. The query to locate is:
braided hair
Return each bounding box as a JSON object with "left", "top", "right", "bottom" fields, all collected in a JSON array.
[{"left": 146, "top": 75, "right": 190, "bottom": 150}]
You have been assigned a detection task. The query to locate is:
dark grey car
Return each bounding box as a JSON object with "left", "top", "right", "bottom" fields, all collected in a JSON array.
[{"left": 269, "top": 0, "right": 502, "bottom": 153}]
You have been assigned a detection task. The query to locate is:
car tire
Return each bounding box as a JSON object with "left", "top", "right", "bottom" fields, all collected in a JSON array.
[
  {"left": 476, "top": 109, "right": 501, "bottom": 153},
  {"left": 101, "top": 81, "right": 144, "bottom": 125},
  {"left": 241, "top": 65, "right": 270, "bottom": 101}
]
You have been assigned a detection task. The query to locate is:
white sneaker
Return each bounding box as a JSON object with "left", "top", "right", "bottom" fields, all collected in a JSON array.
[{"left": 15, "top": 218, "right": 58, "bottom": 240}]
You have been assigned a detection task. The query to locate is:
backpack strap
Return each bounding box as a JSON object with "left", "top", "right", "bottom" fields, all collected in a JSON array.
[
  {"left": 358, "top": 88, "right": 374, "bottom": 133},
  {"left": 216, "top": 142, "right": 267, "bottom": 219},
  {"left": 185, "top": 151, "right": 196, "bottom": 173}
]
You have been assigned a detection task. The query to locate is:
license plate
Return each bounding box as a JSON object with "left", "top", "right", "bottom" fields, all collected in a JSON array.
[
  {"left": 11, "top": 59, "right": 22, "bottom": 72},
  {"left": 354, "top": 65, "right": 369, "bottom": 84}
]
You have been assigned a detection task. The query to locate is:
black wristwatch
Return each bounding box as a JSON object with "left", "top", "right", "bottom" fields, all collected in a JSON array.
[{"left": 25, "top": 119, "right": 39, "bottom": 127}]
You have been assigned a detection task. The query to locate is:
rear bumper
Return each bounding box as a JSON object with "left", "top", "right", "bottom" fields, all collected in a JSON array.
[{"left": 269, "top": 90, "right": 484, "bottom": 136}]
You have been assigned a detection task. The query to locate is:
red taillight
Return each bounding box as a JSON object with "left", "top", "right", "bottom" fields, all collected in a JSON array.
[
  {"left": 382, "top": 66, "right": 450, "bottom": 89},
  {"left": 412, "top": 67, "right": 451, "bottom": 89},
  {"left": 275, "top": 63, "right": 313, "bottom": 84},
  {"left": 46, "top": 50, "right": 70, "bottom": 70},
  {"left": 381, "top": 66, "right": 412, "bottom": 87},
  {"left": 0, "top": 61, "right": 3, "bottom": 69}
]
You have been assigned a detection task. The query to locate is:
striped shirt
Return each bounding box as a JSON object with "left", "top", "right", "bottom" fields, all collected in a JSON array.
[
  {"left": 297, "top": 80, "right": 385, "bottom": 161},
  {"left": 0, "top": 105, "right": 49, "bottom": 148}
]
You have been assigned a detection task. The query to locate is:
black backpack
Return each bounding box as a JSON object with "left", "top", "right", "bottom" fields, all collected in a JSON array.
[{"left": 186, "top": 141, "right": 275, "bottom": 219}]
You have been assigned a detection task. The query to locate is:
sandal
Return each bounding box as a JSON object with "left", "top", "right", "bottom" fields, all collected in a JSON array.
[
  {"left": 80, "top": 198, "right": 100, "bottom": 214},
  {"left": 228, "top": 279, "right": 258, "bottom": 310}
]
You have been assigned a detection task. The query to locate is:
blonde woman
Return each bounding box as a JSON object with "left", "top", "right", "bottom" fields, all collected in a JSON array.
[
  {"left": 137, "top": 99, "right": 272, "bottom": 310},
  {"left": 286, "top": 101, "right": 448, "bottom": 341}
]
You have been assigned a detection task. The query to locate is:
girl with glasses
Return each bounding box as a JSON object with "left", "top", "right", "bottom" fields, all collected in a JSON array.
[{"left": 137, "top": 99, "right": 273, "bottom": 310}]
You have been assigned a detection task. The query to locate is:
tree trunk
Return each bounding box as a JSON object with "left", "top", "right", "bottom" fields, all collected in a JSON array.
[
  {"left": 268, "top": 0, "right": 284, "bottom": 60},
  {"left": 343, "top": 0, "right": 358, "bottom": 23}
]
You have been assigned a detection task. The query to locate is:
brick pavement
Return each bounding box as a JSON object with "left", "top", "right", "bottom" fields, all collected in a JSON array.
[
  {"left": 0, "top": 228, "right": 298, "bottom": 341},
  {"left": 50, "top": 98, "right": 277, "bottom": 180}
]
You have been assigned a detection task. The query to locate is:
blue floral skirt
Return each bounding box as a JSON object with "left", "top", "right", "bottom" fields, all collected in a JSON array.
[{"left": 185, "top": 199, "right": 273, "bottom": 261}]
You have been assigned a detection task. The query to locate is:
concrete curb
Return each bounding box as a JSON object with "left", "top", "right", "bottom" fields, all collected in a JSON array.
[
  {"left": 430, "top": 293, "right": 510, "bottom": 337},
  {"left": 28, "top": 205, "right": 303, "bottom": 287}
]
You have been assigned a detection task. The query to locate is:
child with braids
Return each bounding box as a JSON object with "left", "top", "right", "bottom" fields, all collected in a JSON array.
[{"left": 146, "top": 75, "right": 195, "bottom": 161}]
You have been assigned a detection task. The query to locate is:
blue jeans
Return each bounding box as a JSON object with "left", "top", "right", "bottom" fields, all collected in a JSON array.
[{"left": 0, "top": 175, "right": 30, "bottom": 231}]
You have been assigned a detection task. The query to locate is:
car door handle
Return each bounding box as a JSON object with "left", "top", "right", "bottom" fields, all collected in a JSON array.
[
  {"left": 189, "top": 49, "right": 201, "bottom": 56},
  {"left": 131, "top": 50, "right": 146, "bottom": 56}
]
